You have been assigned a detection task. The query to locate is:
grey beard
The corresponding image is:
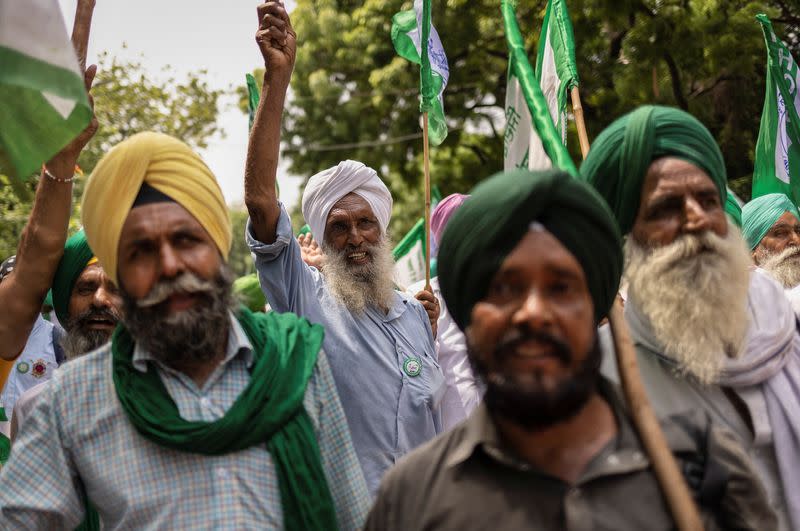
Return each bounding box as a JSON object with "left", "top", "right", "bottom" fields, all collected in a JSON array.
[
  {"left": 625, "top": 227, "right": 752, "bottom": 384},
  {"left": 756, "top": 245, "right": 800, "bottom": 289},
  {"left": 121, "top": 263, "right": 236, "bottom": 369},
  {"left": 60, "top": 328, "right": 111, "bottom": 361},
  {"left": 321, "top": 236, "right": 396, "bottom": 313}
]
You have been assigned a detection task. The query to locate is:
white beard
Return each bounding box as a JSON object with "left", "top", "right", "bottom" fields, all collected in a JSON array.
[
  {"left": 625, "top": 227, "right": 753, "bottom": 384},
  {"left": 756, "top": 245, "right": 800, "bottom": 289},
  {"left": 322, "top": 236, "right": 396, "bottom": 313}
]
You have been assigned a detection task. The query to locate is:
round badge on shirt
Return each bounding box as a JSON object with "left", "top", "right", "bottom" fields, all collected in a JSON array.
[
  {"left": 403, "top": 357, "right": 422, "bottom": 377},
  {"left": 16, "top": 361, "right": 30, "bottom": 374}
]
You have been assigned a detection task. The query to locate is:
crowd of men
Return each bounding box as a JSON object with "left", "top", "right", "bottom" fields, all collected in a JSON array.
[{"left": 1, "top": 2, "right": 799, "bottom": 530}]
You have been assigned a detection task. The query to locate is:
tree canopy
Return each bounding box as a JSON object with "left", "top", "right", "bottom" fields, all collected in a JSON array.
[{"left": 240, "top": 0, "right": 800, "bottom": 237}]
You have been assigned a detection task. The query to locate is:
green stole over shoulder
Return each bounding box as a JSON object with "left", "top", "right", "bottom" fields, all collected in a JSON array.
[{"left": 107, "top": 306, "right": 336, "bottom": 531}]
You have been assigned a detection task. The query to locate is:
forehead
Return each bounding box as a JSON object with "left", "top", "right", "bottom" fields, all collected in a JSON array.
[
  {"left": 772, "top": 211, "right": 800, "bottom": 228},
  {"left": 499, "top": 229, "right": 586, "bottom": 281},
  {"left": 75, "top": 263, "right": 105, "bottom": 285},
  {"left": 120, "top": 202, "right": 206, "bottom": 241},
  {"left": 641, "top": 157, "right": 718, "bottom": 200},
  {"left": 327, "top": 193, "right": 375, "bottom": 221}
]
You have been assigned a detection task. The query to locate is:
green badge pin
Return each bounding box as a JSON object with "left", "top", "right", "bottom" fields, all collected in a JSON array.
[
  {"left": 16, "top": 361, "right": 29, "bottom": 374},
  {"left": 403, "top": 357, "right": 422, "bottom": 377}
]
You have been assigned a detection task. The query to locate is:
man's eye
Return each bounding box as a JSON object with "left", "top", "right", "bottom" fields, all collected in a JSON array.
[{"left": 490, "top": 282, "right": 522, "bottom": 300}]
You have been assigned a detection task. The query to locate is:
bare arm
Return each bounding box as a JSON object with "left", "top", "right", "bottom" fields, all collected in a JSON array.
[
  {"left": 0, "top": 66, "right": 98, "bottom": 360},
  {"left": 244, "top": 1, "right": 296, "bottom": 244}
]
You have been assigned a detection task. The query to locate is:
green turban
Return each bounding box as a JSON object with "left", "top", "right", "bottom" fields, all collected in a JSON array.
[
  {"left": 52, "top": 230, "right": 95, "bottom": 325},
  {"left": 438, "top": 169, "right": 623, "bottom": 330},
  {"left": 580, "top": 105, "right": 727, "bottom": 234},
  {"left": 742, "top": 193, "right": 800, "bottom": 250},
  {"left": 725, "top": 188, "right": 743, "bottom": 228},
  {"left": 234, "top": 274, "right": 267, "bottom": 312}
]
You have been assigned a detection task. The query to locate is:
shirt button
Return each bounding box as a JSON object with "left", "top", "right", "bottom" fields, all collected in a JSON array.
[
  {"left": 200, "top": 397, "right": 211, "bottom": 409},
  {"left": 606, "top": 454, "right": 620, "bottom": 466},
  {"left": 216, "top": 467, "right": 229, "bottom": 479}
]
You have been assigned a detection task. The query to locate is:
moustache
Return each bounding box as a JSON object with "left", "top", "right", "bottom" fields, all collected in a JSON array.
[
  {"left": 495, "top": 326, "right": 572, "bottom": 366},
  {"left": 136, "top": 272, "right": 215, "bottom": 308},
  {"left": 74, "top": 305, "right": 120, "bottom": 328}
]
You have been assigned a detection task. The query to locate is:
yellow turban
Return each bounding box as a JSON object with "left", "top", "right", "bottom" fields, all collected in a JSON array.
[{"left": 81, "top": 132, "right": 231, "bottom": 285}]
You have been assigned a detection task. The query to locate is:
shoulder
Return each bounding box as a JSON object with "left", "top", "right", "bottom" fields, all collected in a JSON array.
[{"left": 46, "top": 344, "right": 114, "bottom": 412}]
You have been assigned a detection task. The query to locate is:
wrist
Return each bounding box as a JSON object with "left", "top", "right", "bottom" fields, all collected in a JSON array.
[
  {"left": 43, "top": 159, "right": 78, "bottom": 182},
  {"left": 263, "top": 68, "right": 292, "bottom": 88}
]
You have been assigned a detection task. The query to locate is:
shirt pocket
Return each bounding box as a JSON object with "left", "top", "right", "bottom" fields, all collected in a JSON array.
[{"left": 395, "top": 341, "right": 446, "bottom": 412}]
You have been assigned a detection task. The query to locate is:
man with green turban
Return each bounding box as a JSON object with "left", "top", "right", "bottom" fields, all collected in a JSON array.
[
  {"left": 742, "top": 193, "right": 800, "bottom": 289},
  {"left": 0, "top": 129, "right": 369, "bottom": 527},
  {"left": 582, "top": 105, "right": 800, "bottom": 530},
  {"left": 366, "top": 169, "right": 772, "bottom": 530}
]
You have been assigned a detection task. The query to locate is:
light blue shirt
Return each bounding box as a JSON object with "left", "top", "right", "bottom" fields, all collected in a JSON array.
[
  {"left": 0, "top": 313, "right": 370, "bottom": 529},
  {"left": 247, "top": 205, "right": 444, "bottom": 494}
]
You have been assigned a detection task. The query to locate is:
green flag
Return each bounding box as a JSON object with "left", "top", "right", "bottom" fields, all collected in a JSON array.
[
  {"left": 502, "top": 0, "right": 577, "bottom": 176},
  {"left": 246, "top": 73, "right": 260, "bottom": 131},
  {"left": 391, "top": 0, "right": 450, "bottom": 146},
  {"left": 0, "top": 0, "right": 92, "bottom": 183},
  {"left": 753, "top": 14, "right": 800, "bottom": 203},
  {"left": 392, "top": 187, "right": 442, "bottom": 288}
]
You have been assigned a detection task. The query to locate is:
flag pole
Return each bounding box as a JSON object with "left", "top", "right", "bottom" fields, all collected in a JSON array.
[
  {"left": 570, "top": 86, "right": 590, "bottom": 158},
  {"left": 71, "top": 0, "right": 96, "bottom": 73},
  {"left": 573, "top": 96, "right": 703, "bottom": 531},
  {"left": 422, "top": 112, "right": 432, "bottom": 291}
]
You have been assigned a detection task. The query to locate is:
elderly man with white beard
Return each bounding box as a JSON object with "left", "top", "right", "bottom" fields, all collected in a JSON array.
[
  {"left": 582, "top": 105, "right": 800, "bottom": 530},
  {"left": 244, "top": 3, "right": 443, "bottom": 495},
  {"left": 742, "top": 193, "right": 800, "bottom": 289}
]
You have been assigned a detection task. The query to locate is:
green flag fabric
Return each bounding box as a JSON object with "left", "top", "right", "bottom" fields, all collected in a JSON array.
[
  {"left": 502, "top": 0, "right": 578, "bottom": 177},
  {"left": 246, "top": 73, "right": 260, "bottom": 131},
  {"left": 753, "top": 14, "right": 800, "bottom": 203},
  {"left": 0, "top": 0, "right": 92, "bottom": 181},
  {"left": 391, "top": 0, "right": 450, "bottom": 146}
]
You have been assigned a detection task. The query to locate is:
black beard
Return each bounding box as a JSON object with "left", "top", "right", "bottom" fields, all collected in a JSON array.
[
  {"left": 121, "top": 265, "right": 235, "bottom": 369},
  {"left": 62, "top": 306, "right": 121, "bottom": 360},
  {"left": 468, "top": 332, "right": 602, "bottom": 431}
]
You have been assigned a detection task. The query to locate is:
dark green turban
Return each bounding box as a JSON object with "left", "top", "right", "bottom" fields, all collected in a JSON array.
[
  {"left": 52, "top": 230, "right": 95, "bottom": 324},
  {"left": 580, "top": 105, "right": 727, "bottom": 234},
  {"left": 725, "top": 188, "right": 743, "bottom": 228},
  {"left": 233, "top": 274, "right": 267, "bottom": 312},
  {"left": 438, "top": 169, "right": 623, "bottom": 330}
]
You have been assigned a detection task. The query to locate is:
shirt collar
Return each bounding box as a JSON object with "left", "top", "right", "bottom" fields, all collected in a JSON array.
[
  {"left": 132, "top": 311, "right": 254, "bottom": 373},
  {"left": 445, "top": 378, "right": 642, "bottom": 471}
]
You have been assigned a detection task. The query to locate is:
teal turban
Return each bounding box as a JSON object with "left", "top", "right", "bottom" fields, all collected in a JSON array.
[
  {"left": 233, "top": 274, "right": 267, "bottom": 312},
  {"left": 742, "top": 193, "right": 800, "bottom": 250},
  {"left": 52, "top": 230, "right": 95, "bottom": 324},
  {"left": 438, "top": 169, "right": 623, "bottom": 330},
  {"left": 725, "top": 188, "right": 743, "bottom": 228},
  {"left": 581, "top": 105, "right": 727, "bottom": 234}
]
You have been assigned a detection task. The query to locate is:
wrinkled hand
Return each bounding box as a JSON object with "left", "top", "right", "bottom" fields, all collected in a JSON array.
[
  {"left": 256, "top": 1, "right": 296, "bottom": 80},
  {"left": 47, "top": 64, "right": 98, "bottom": 174},
  {"left": 298, "top": 233, "right": 325, "bottom": 270},
  {"left": 415, "top": 288, "right": 440, "bottom": 339}
]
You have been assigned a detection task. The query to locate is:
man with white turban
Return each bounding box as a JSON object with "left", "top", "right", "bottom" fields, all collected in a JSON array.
[{"left": 245, "top": 6, "right": 443, "bottom": 495}]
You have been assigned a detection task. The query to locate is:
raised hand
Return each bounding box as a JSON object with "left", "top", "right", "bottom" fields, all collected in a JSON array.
[
  {"left": 415, "top": 289, "right": 440, "bottom": 339},
  {"left": 298, "top": 233, "right": 325, "bottom": 270},
  {"left": 255, "top": 1, "right": 296, "bottom": 81},
  {"left": 47, "top": 64, "right": 99, "bottom": 176}
]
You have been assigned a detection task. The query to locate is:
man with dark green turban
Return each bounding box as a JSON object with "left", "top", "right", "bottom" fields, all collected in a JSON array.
[
  {"left": 366, "top": 169, "right": 772, "bottom": 531},
  {"left": 743, "top": 193, "right": 800, "bottom": 289},
  {"left": 582, "top": 105, "right": 800, "bottom": 530}
]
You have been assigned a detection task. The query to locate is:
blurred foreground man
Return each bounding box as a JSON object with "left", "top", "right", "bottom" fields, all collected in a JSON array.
[
  {"left": 0, "top": 132, "right": 369, "bottom": 530},
  {"left": 366, "top": 169, "right": 773, "bottom": 530},
  {"left": 245, "top": 2, "right": 442, "bottom": 493},
  {"left": 743, "top": 193, "right": 800, "bottom": 289},
  {"left": 583, "top": 105, "right": 800, "bottom": 530}
]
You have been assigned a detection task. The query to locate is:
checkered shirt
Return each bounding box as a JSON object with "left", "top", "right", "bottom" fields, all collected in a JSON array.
[{"left": 0, "top": 313, "right": 370, "bottom": 529}]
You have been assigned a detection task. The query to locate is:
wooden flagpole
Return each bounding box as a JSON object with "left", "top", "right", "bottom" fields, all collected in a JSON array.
[
  {"left": 572, "top": 91, "right": 704, "bottom": 531},
  {"left": 422, "top": 112, "right": 432, "bottom": 291},
  {"left": 71, "top": 0, "right": 96, "bottom": 72}
]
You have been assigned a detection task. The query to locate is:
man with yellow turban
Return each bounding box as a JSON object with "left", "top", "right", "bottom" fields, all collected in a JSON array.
[
  {"left": 244, "top": 4, "right": 443, "bottom": 495},
  {"left": 582, "top": 105, "right": 800, "bottom": 530},
  {"left": 0, "top": 128, "right": 370, "bottom": 530},
  {"left": 743, "top": 193, "right": 800, "bottom": 289}
]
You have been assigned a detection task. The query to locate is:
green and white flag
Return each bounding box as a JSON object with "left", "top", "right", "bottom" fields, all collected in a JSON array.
[
  {"left": 393, "top": 188, "right": 442, "bottom": 288},
  {"left": 505, "top": 0, "right": 578, "bottom": 171},
  {"left": 391, "top": 0, "right": 450, "bottom": 146},
  {"left": 0, "top": 0, "right": 92, "bottom": 181},
  {"left": 753, "top": 14, "right": 800, "bottom": 203},
  {"left": 502, "top": 0, "right": 578, "bottom": 176}
]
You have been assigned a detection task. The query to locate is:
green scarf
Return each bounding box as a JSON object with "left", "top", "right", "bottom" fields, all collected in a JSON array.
[{"left": 110, "top": 307, "right": 336, "bottom": 530}]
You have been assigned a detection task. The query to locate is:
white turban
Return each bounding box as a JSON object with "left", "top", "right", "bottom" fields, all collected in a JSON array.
[{"left": 301, "top": 160, "right": 393, "bottom": 242}]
